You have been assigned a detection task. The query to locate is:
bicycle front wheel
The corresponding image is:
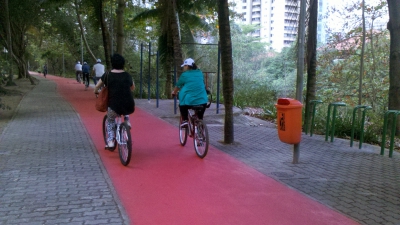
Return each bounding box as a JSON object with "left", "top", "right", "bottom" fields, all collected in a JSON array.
[
  {"left": 193, "top": 120, "right": 209, "bottom": 158},
  {"left": 102, "top": 114, "right": 116, "bottom": 151},
  {"left": 179, "top": 117, "right": 188, "bottom": 146},
  {"left": 118, "top": 123, "right": 132, "bottom": 166}
]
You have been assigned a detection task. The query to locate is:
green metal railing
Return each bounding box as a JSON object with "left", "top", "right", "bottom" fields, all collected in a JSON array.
[
  {"left": 350, "top": 105, "right": 372, "bottom": 149},
  {"left": 380, "top": 110, "right": 400, "bottom": 158},
  {"left": 325, "top": 102, "right": 346, "bottom": 142},
  {"left": 305, "top": 100, "right": 323, "bottom": 137}
]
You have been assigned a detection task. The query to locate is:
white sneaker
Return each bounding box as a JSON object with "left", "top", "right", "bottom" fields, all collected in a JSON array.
[{"left": 106, "top": 140, "right": 114, "bottom": 149}]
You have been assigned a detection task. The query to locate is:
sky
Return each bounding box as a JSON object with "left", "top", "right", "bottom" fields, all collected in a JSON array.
[{"left": 327, "top": 0, "right": 388, "bottom": 33}]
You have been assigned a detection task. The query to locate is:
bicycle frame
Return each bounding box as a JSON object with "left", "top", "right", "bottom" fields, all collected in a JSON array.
[
  {"left": 114, "top": 116, "right": 129, "bottom": 146},
  {"left": 187, "top": 108, "right": 199, "bottom": 136}
]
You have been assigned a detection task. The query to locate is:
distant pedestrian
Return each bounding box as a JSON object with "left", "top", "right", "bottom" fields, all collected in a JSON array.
[
  {"left": 43, "top": 64, "right": 48, "bottom": 78},
  {"left": 82, "top": 62, "right": 90, "bottom": 90},
  {"left": 75, "top": 61, "right": 82, "bottom": 83},
  {"left": 92, "top": 59, "right": 105, "bottom": 86}
]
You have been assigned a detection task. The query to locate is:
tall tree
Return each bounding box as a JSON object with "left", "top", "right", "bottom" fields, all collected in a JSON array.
[
  {"left": 304, "top": 0, "right": 318, "bottom": 132},
  {"left": 217, "top": 0, "right": 234, "bottom": 144},
  {"left": 168, "top": 0, "right": 183, "bottom": 78},
  {"left": 387, "top": 0, "right": 400, "bottom": 132},
  {"left": 75, "top": 0, "right": 97, "bottom": 61},
  {"left": 3, "top": 0, "right": 15, "bottom": 86},
  {"left": 133, "top": 0, "right": 211, "bottom": 97},
  {"left": 116, "top": 0, "right": 125, "bottom": 55},
  {"left": 359, "top": 0, "right": 366, "bottom": 105},
  {"left": 88, "top": 0, "right": 112, "bottom": 69},
  {"left": 0, "top": 0, "right": 42, "bottom": 84}
]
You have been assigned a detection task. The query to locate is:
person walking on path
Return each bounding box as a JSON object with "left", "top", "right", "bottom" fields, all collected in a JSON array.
[
  {"left": 75, "top": 61, "right": 82, "bottom": 83},
  {"left": 94, "top": 53, "right": 135, "bottom": 149},
  {"left": 43, "top": 64, "right": 48, "bottom": 78},
  {"left": 82, "top": 62, "right": 90, "bottom": 90},
  {"left": 92, "top": 59, "right": 105, "bottom": 86},
  {"left": 171, "top": 58, "right": 208, "bottom": 128}
]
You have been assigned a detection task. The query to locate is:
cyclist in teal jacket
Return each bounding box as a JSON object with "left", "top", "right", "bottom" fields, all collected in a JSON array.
[{"left": 172, "top": 58, "right": 208, "bottom": 127}]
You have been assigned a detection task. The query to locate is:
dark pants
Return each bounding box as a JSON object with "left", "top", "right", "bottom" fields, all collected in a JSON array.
[
  {"left": 82, "top": 72, "right": 90, "bottom": 87},
  {"left": 76, "top": 71, "right": 82, "bottom": 82},
  {"left": 179, "top": 104, "right": 207, "bottom": 121},
  {"left": 93, "top": 77, "right": 102, "bottom": 86}
]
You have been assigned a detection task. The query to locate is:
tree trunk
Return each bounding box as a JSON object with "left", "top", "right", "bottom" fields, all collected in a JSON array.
[
  {"left": 116, "top": 0, "right": 125, "bottom": 55},
  {"left": 359, "top": 0, "right": 366, "bottom": 106},
  {"left": 99, "top": 0, "right": 112, "bottom": 69},
  {"left": 217, "top": 0, "right": 234, "bottom": 144},
  {"left": 304, "top": 0, "right": 318, "bottom": 133},
  {"left": 75, "top": 0, "right": 97, "bottom": 62},
  {"left": 165, "top": 31, "right": 174, "bottom": 98},
  {"left": 387, "top": 0, "right": 400, "bottom": 133},
  {"left": 4, "top": 0, "right": 15, "bottom": 86},
  {"left": 168, "top": 0, "right": 183, "bottom": 77}
]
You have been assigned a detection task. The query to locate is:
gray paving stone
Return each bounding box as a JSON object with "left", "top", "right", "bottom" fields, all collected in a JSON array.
[{"left": 0, "top": 77, "right": 129, "bottom": 225}]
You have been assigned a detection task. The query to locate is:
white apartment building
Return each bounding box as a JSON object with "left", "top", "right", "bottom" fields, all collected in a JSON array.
[
  {"left": 317, "top": 0, "right": 329, "bottom": 45},
  {"left": 231, "top": 0, "right": 300, "bottom": 52}
]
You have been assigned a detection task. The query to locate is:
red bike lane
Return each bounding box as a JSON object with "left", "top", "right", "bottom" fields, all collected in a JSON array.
[{"left": 43, "top": 74, "right": 359, "bottom": 225}]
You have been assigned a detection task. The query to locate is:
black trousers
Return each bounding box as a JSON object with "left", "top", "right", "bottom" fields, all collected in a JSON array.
[
  {"left": 179, "top": 104, "right": 207, "bottom": 121},
  {"left": 82, "top": 72, "right": 90, "bottom": 87}
]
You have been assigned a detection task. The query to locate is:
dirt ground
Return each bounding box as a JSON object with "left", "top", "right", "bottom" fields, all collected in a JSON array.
[{"left": 0, "top": 77, "right": 37, "bottom": 135}]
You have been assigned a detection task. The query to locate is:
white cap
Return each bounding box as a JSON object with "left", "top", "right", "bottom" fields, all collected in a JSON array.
[
  {"left": 84, "top": 62, "right": 87, "bottom": 64},
  {"left": 181, "top": 58, "right": 195, "bottom": 67},
  {"left": 77, "top": 61, "right": 80, "bottom": 64},
  {"left": 97, "top": 59, "right": 101, "bottom": 63}
]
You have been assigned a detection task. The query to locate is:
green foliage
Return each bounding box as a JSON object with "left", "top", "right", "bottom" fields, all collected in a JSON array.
[{"left": 230, "top": 23, "right": 297, "bottom": 115}]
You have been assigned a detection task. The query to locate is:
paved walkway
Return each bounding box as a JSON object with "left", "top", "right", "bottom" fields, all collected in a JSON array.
[{"left": 0, "top": 74, "right": 399, "bottom": 225}]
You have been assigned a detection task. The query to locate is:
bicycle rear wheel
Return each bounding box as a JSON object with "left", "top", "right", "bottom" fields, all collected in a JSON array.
[
  {"left": 118, "top": 123, "right": 132, "bottom": 166},
  {"left": 102, "top": 114, "right": 116, "bottom": 151},
  {"left": 179, "top": 117, "right": 188, "bottom": 146},
  {"left": 193, "top": 120, "right": 209, "bottom": 158}
]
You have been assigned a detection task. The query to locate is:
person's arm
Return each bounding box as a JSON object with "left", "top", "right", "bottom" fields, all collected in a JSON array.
[
  {"left": 171, "top": 86, "right": 179, "bottom": 96},
  {"left": 172, "top": 73, "right": 184, "bottom": 96},
  {"left": 94, "top": 79, "right": 104, "bottom": 94}
]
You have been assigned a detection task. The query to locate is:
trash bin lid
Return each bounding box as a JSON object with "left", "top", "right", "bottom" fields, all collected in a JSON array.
[{"left": 276, "top": 98, "right": 303, "bottom": 106}]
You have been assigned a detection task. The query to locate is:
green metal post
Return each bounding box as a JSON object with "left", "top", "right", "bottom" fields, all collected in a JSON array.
[
  {"left": 325, "top": 104, "right": 332, "bottom": 141},
  {"left": 306, "top": 100, "right": 322, "bottom": 136},
  {"left": 350, "top": 106, "right": 372, "bottom": 148},
  {"left": 330, "top": 106, "right": 338, "bottom": 142},
  {"left": 325, "top": 102, "right": 346, "bottom": 142},
  {"left": 359, "top": 106, "right": 372, "bottom": 149},
  {"left": 381, "top": 110, "right": 400, "bottom": 157}
]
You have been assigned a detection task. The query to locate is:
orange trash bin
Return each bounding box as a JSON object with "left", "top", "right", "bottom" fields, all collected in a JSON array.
[{"left": 275, "top": 98, "right": 303, "bottom": 144}]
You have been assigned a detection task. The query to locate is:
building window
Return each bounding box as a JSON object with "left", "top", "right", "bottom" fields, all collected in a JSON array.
[
  {"left": 243, "top": 6, "right": 247, "bottom": 9},
  {"left": 243, "top": 0, "right": 247, "bottom": 3}
]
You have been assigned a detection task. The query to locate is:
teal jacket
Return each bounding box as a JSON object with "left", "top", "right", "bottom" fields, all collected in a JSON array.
[{"left": 176, "top": 69, "right": 208, "bottom": 106}]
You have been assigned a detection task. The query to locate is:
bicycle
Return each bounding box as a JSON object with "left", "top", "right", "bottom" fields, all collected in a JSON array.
[
  {"left": 102, "top": 114, "right": 132, "bottom": 166},
  {"left": 179, "top": 105, "right": 209, "bottom": 158}
]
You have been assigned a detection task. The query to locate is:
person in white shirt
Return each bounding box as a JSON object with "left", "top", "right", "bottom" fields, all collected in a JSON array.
[
  {"left": 92, "top": 59, "right": 105, "bottom": 85},
  {"left": 74, "top": 61, "right": 82, "bottom": 83}
]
